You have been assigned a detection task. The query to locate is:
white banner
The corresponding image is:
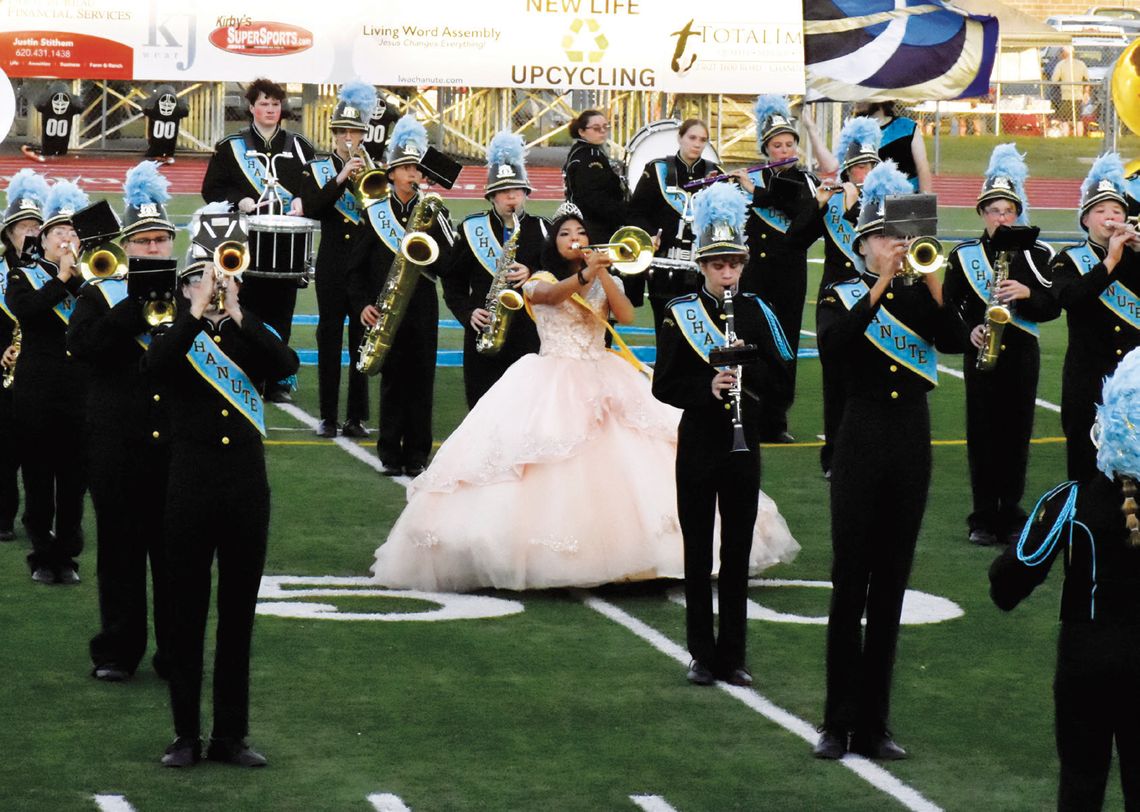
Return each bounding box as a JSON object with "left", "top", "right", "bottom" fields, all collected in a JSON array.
[{"left": 0, "top": 0, "right": 804, "bottom": 94}]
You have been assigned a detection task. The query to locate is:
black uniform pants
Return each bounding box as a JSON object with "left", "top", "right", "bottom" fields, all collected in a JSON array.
[
  {"left": 1054, "top": 623, "right": 1140, "bottom": 811},
  {"left": 316, "top": 267, "right": 368, "bottom": 423},
  {"left": 824, "top": 396, "right": 930, "bottom": 735},
  {"left": 240, "top": 277, "right": 298, "bottom": 392},
  {"left": 88, "top": 436, "right": 170, "bottom": 674},
  {"left": 16, "top": 394, "right": 86, "bottom": 573},
  {"left": 676, "top": 443, "right": 760, "bottom": 672},
  {"left": 1062, "top": 359, "right": 1112, "bottom": 484},
  {"left": 964, "top": 341, "right": 1039, "bottom": 536},
  {"left": 817, "top": 294, "right": 845, "bottom": 475},
  {"left": 0, "top": 386, "right": 20, "bottom": 529},
  {"left": 378, "top": 284, "right": 437, "bottom": 468},
  {"left": 165, "top": 444, "right": 269, "bottom": 741}
]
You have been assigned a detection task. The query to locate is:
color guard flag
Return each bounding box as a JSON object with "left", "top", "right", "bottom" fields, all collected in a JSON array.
[{"left": 804, "top": 0, "right": 998, "bottom": 102}]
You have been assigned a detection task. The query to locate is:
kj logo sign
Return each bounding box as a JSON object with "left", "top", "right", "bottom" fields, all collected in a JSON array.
[{"left": 208, "top": 17, "right": 314, "bottom": 56}]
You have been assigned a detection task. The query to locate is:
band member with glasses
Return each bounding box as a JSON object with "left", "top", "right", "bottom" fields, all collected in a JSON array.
[
  {"left": 653, "top": 182, "right": 799, "bottom": 688},
  {"left": 201, "top": 77, "right": 315, "bottom": 404},
  {"left": 68, "top": 162, "right": 177, "bottom": 682},
  {"left": 0, "top": 169, "right": 49, "bottom": 543},
  {"left": 813, "top": 161, "right": 967, "bottom": 762},
  {"left": 562, "top": 110, "right": 627, "bottom": 277},
  {"left": 942, "top": 145, "right": 1059, "bottom": 547},
  {"left": 301, "top": 81, "right": 373, "bottom": 439},
  {"left": 1052, "top": 152, "right": 1140, "bottom": 483},
  {"left": 146, "top": 207, "right": 298, "bottom": 769},
  {"left": 7, "top": 180, "right": 89, "bottom": 585},
  {"left": 627, "top": 118, "right": 723, "bottom": 330},
  {"left": 443, "top": 130, "right": 548, "bottom": 408},
  {"left": 348, "top": 114, "right": 455, "bottom": 477}
]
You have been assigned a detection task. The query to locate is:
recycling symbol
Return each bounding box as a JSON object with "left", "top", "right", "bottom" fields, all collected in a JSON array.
[{"left": 562, "top": 17, "right": 607, "bottom": 64}]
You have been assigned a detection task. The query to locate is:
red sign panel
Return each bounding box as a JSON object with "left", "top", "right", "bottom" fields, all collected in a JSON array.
[
  {"left": 0, "top": 31, "right": 133, "bottom": 79},
  {"left": 208, "top": 22, "right": 314, "bottom": 57}
]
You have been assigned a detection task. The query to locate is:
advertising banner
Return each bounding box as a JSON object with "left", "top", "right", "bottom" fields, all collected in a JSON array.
[{"left": 0, "top": 0, "right": 804, "bottom": 94}]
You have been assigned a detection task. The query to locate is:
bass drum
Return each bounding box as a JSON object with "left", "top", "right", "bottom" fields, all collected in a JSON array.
[{"left": 623, "top": 118, "right": 721, "bottom": 190}]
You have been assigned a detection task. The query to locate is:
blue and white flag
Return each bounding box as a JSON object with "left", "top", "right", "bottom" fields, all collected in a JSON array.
[{"left": 804, "top": 0, "right": 998, "bottom": 102}]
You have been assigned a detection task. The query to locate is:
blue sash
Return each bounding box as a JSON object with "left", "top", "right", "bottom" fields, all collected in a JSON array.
[
  {"left": 461, "top": 214, "right": 503, "bottom": 276},
  {"left": 956, "top": 242, "right": 1040, "bottom": 337},
  {"left": 366, "top": 197, "right": 407, "bottom": 255},
  {"left": 654, "top": 161, "right": 688, "bottom": 217},
  {"left": 0, "top": 257, "right": 12, "bottom": 321},
  {"left": 186, "top": 330, "right": 266, "bottom": 436},
  {"left": 23, "top": 263, "right": 74, "bottom": 325},
  {"left": 309, "top": 157, "right": 360, "bottom": 224},
  {"left": 823, "top": 193, "right": 863, "bottom": 273},
  {"left": 92, "top": 278, "right": 151, "bottom": 350},
  {"left": 1066, "top": 243, "right": 1140, "bottom": 330},
  {"left": 832, "top": 278, "right": 938, "bottom": 385},
  {"left": 746, "top": 169, "right": 791, "bottom": 234},
  {"left": 229, "top": 136, "right": 294, "bottom": 207},
  {"left": 668, "top": 293, "right": 793, "bottom": 365}
]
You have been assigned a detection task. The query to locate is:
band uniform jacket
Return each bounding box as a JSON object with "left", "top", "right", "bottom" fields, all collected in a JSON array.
[
  {"left": 442, "top": 209, "right": 548, "bottom": 406},
  {"left": 798, "top": 194, "right": 864, "bottom": 293},
  {"left": 300, "top": 152, "right": 364, "bottom": 269},
  {"left": 201, "top": 124, "right": 315, "bottom": 210},
  {"left": 627, "top": 154, "right": 723, "bottom": 306},
  {"left": 562, "top": 139, "right": 627, "bottom": 246},
  {"left": 652, "top": 286, "right": 794, "bottom": 455}
]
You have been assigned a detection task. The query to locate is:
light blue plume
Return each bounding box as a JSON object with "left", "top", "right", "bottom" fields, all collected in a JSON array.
[
  {"left": 45, "top": 180, "right": 89, "bottom": 219},
  {"left": 836, "top": 117, "right": 881, "bottom": 162},
  {"left": 338, "top": 81, "right": 377, "bottom": 115},
  {"left": 123, "top": 161, "right": 171, "bottom": 207},
  {"left": 487, "top": 131, "right": 526, "bottom": 167},
  {"left": 860, "top": 160, "right": 912, "bottom": 211},
  {"left": 753, "top": 95, "right": 791, "bottom": 128},
  {"left": 1081, "top": 152, "right": 1126, "bottom": 201},
  {"left": 693, "top": 182, "right": 747, "bottom": 236},
  {"left": 1095, "top": 347, "right": 1140, "bottom": 480},
  {"left": 5, "top": 168, "right": 48, "bottom": 209},
  {"left": 386, "top": 114, "right": 428, "bottom": 162},
  {"left": 985, "top": 144, "right": 1030, "bottom": 224}
]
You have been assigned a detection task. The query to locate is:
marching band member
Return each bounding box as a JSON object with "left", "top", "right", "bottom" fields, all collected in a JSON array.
[
  {"left": 7, "top": 180, "right": 89, "bottom": 585},
  {"left": 627, "top": 118, "right": 722, "bottom": 330},
  {"left": 652, "top": 183, "right": 799, "bottom": 687},
  {"left": 68, "top": 162, "right": 176, "bottom": 682},
  {"left": 813, "top": 161, "right": 967, "bottom": 761},
  {"left": 732, "top": 95, "right": 822, "bottom": 443},
  {"left": 145, "top": 207, "right": 298, "bottom": 768},
  {"left": 300, "top": 81, "right": 373, "bottom": 439},
  {"left": 443, "top": 131, "right": 548, "bottom": 408},
  {"left": 1051, "top": 152, "right": 1140, "bottom": 483},
  {"left": 0, "top": 169, "right": 49, "bottom": 543},
  {"left": 852, "top": 100, "right": 933, "bottom": 193},
  {"left": 943, "top": 145, "right": 1059, "bottom": 547},
  {"left": 562, "top": 110, "right": 627, "bottom": 262},
  {"left": 372, "top": 201, "right": 796, "bottom": 592},
  {"left": 201, "top": 77, "right": 315, "bottom": 404},
  {"left": 990, "top": 347, "right": 1140, "bottom": 810},
  {"left": 348, "top": 114, "right": 454, "bottom": 477},
  {"left": 799, "top": 116, "right": 881, "bottom": 478}
]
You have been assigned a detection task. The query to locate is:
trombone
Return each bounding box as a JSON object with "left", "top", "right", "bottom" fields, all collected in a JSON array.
[{"left": 573, "top": 226, "right": 654, "bottom": 274}]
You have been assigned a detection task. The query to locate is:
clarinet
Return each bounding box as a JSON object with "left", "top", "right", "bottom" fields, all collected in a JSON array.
[{"left": 722, "top": 288, "right": 748, "bottom": 453}]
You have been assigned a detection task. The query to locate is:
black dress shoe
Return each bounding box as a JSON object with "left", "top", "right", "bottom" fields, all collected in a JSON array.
[
  {"left": 403, "top": 464, "right": 425, "bottom": 478},
  {"left": 31, "top": 567, "right": 55, "bottom": 584},
  {"left": 763, "top": 431, "right": 796, "bottom": 444},
  {"left": 206, "top": 737, "right": 267, "bottom": 767},
  {"left": 381, "top": 462, "right": 403, "bottom": 477},
  {"left": 161, "top": 737, "right": 202, "bottom": 768},
  {"left": 813, "top": 728, "right": 848, "bottom": 760},
  {"left": 723, "top": 666, "right": 753, "bottom": 687},
  {"left": 850, "top": 732, "right": 908, "bottom": 760},
  {"left": 314, "top": 419, "right": 338, "bottom": 438},
  {"left": 968, "top": 528, "right": 998, "bottom": 547},
  {"left": 57, "top": 566, "right": 81, "bottom": 585},
  {"left": 340, "top": 420, "right": 370, "bottom": 438},
  {"left": 93, "top": 664, "right": 130, "bottom": 682},
  {"left": 686, "top": 659, "right": 716, "bottom": 686}
]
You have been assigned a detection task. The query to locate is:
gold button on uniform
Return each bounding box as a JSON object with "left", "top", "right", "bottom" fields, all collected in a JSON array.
[
  {"left": 153, "top": 394, "right": 161, "bottom": 402},
  {"left": 1115, "top": 325, "right": 1122, "bottom": 333},
  {"left": 213, "top": 335, "right": 221, "bottom": 343},
  {"left": 344, "top": 234, "right": 350, "bottom": 240},
  {"left": 221, "top": 409, "right": 229, "bottom": 417},
  {"left": 886, "top": 292, "right": 894, "bottom": 300},
  {"left": 1117, "top": 349, "right": 1124, "bottom": 356},
  {"left": 719, "top": 313, "right": 726, "bottom": 320},
  {"left": 152, "top": 431, "right": 160, "bottom": 439},
  {"left": 724, "top": 403, "right": 731, "bottom": 410},
  {"left": 221, "top": 436, "right": 230, "bottom": 445},
  {"left": 759, "top": 252, "right": 767, "bottom": 258},
  {"left": 890, "top": 391, "right": 899, "bottom": 399},
  {"left": 844, "top": 261, "right": 852, "bottom": 268},
  {"left": 889, "top": 364, "right": 898, "bottom": 373}
]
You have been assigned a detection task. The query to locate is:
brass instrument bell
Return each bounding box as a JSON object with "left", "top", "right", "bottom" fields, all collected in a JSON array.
[
  {"left": 579, "top": 226, "right": 654, "bottom": 274},
  {"left": 79, "top": 242, "right": 129, "bottom": 282},
  {"left": 903, "top": 236, "right": 945, "bottom": 278}
]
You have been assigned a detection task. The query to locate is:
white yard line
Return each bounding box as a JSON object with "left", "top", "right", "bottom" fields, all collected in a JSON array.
[
  {"left": 629, "top": 795, "right": 680, "bottom": 812},
  {"left": 579, "top": 593, "right": 944, "bottom": 812},
  {"left": 92, "top": 797, "right": 136, "bottom": 812},
  {"left": 272, "top": 402, "right": 412, "bottom": 485},
  {"left": 367, "top": 793, "right": 412, "bottom": 812}
]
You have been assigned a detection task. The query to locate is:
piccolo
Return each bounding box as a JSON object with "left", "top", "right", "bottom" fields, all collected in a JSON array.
[{"left": 682, "top": 157, "right": 799, "bottom": 190}]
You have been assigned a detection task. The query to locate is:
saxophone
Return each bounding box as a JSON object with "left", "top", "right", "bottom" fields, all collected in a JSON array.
[
  {"left": 356, "top": 191, "right": 445, "bottom": 376},
  {"left": 975, "top": 249, "right": 1013, "bottom": 372},
  {"left": 475, "top": 214, "right": 524, "bottom": 356},
  {"left": 2, "top": 322, "right": 20, "bottom": 389}
]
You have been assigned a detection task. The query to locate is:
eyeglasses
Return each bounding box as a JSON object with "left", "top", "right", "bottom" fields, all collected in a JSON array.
[
  {"left": 127, "top": 235, "right": 173, "bottom": 247},
  {"left": 586, "top": 123, "right": 611, "bottom": 132},
  {"left": 982, "top": 207, "right": 1017, "bottom": 218}
]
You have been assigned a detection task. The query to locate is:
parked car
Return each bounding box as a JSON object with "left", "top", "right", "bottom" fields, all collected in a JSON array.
[{"left": 1086, "top": 6, "right": 1140, "bottom": 22}]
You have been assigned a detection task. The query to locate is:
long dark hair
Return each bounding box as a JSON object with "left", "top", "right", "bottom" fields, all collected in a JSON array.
[
  {"left": 570, "top": 109, "right": 604, "bottom": 140},
  {"left": 540, "top": 214, "right": 591, "bottom": 281}
]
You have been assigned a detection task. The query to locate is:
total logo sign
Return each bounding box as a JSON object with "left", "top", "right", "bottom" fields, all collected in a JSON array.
[{"left": 208, "top": 19, "right": 314, "bottom": 57}]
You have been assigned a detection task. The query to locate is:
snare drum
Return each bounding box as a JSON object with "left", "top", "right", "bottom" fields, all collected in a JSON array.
[
  {"left": 623, "top": 119, "right": 720, "bottom": 190},
  {"left": 246, "top": 214, "right": 318, "bottom": 279}
]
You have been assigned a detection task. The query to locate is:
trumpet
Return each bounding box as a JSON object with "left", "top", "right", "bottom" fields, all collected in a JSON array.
[
  {"left": 212, "top": 241, "right": 249, "bottom": 311},
  {"left": 900, "top": 236, "right": 945, "bottom": 282},
  {"left": 79, "top": 242, "right": 128, "bottom": 282},
  {"left": 347, "top": 137, "right": 388, "bottom": 209},
  {"left": 1106, "top": 217, "right": 1140, "bottom": 249},
  {"left": 572, "top": 226, "right": 654, "bottom": 274}
]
